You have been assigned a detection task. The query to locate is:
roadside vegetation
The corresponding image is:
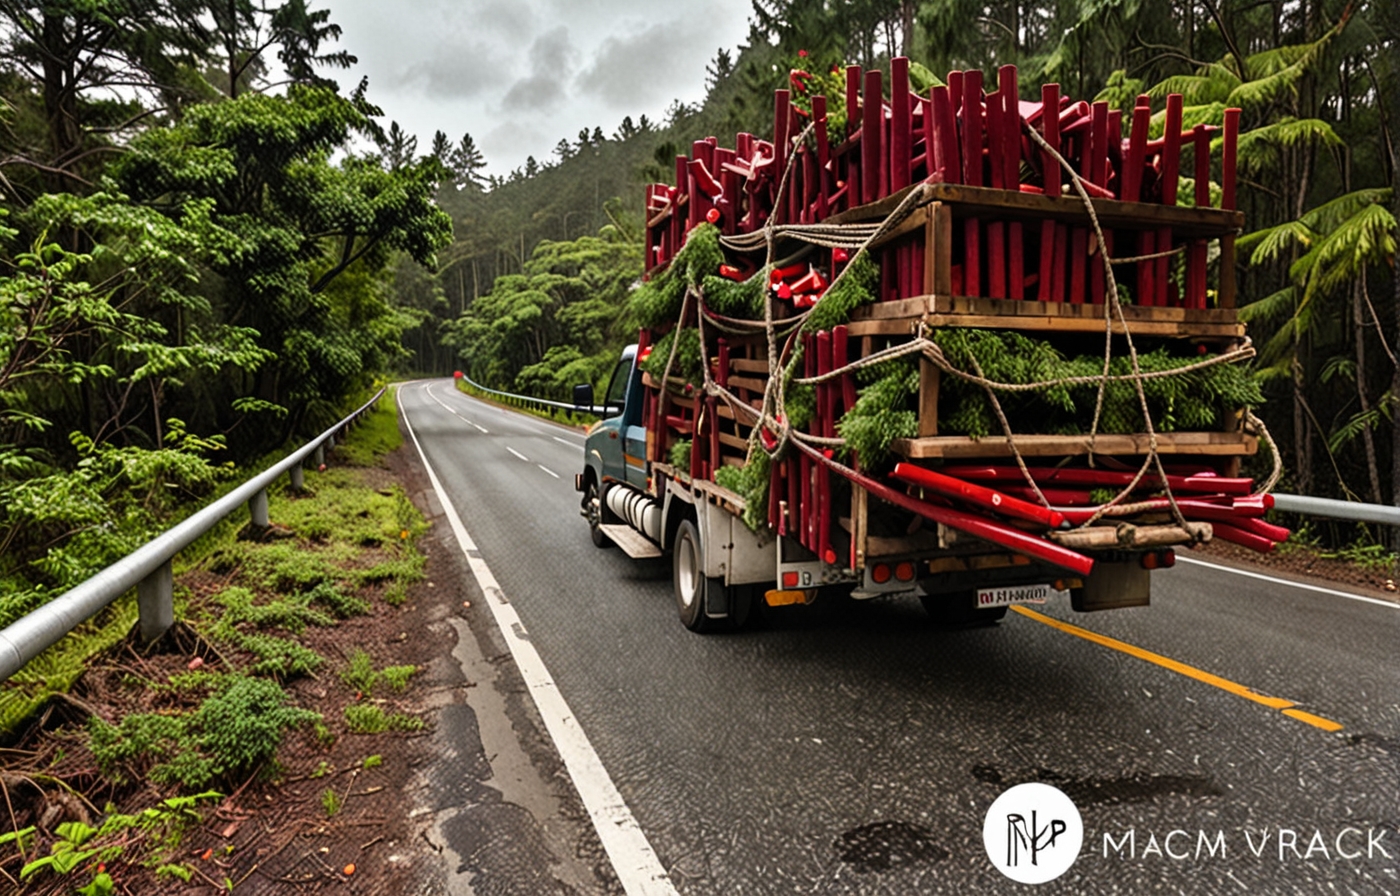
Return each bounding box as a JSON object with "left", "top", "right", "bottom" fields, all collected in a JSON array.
[{"left": 0, "top": 394, "right": 432, "bottom": 893}]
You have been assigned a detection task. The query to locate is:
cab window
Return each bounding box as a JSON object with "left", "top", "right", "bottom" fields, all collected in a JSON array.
[{"left": 603, "top": 359, "right": 631, "bottom": 415}]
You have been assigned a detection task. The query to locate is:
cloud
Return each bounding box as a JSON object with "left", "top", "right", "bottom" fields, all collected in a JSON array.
[
  {"left": 574, "top": 13, "right": 714, "bottom": 110},
  {"left": 374, "top": 0, "right": 534, "bottom": 99},
  {"left": 501, "top": 27, "right": 578, "bottom": 113}
]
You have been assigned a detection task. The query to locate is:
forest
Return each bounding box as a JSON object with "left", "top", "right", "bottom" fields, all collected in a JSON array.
[
  {"left": 433, "top": 0, "right": 1399, "bottom": 545},
  {"left": 0, "top": 0, "right": 1397, "bottom": 619}
]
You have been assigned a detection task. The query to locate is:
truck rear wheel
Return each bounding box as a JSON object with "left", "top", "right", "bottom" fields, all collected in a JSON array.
[{"left": 673, "top": 519, "right": 723, "bottom": 633}]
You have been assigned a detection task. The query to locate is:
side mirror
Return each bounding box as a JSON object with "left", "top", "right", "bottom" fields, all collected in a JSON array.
[{"left": 572, "top": 383, "right": 594, "bottom": 410}]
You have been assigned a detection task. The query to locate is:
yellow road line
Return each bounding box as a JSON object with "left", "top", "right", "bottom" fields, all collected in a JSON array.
[{"left": 1010, "top": 606, "right": 1344, "bottom": 733}]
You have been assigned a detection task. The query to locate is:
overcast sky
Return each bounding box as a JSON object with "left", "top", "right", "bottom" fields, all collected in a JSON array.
[{"left": 327, "top": 0, "right": 755, "bottom": 176}]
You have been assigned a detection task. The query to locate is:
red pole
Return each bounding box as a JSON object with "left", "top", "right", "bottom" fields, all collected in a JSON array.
[
  {"left": 862, "top": 68, "right": 884, "bottom": 204},
  {"left": 814, "top": 95, "right": 830, "bottom": 220},
  {"left": 773, "top": 90, "right": 791, "bottom": 222},
  {"left": 890, "top": 57, "right": 911, "bottom": 192},
  {"left": 1157, "top": 94, "right": 1183, "bottom": 306},
  {"left": 892, "top": 464, "right": 1067, "bottom": 528},
  {"left": 795, "top": 445, "right": 1095, "bottom": 575},
  {"left": 961, "top": 69, "right": 983, "bottom": 297},
  {"left": 1192, "top": 123, "right": 1212, "bottom": 308},
  {"left": 931, "top": 85, "right": 961, "bottom": 183},
  {"left": 986, "top": 81, "right": 1007, "bottom": 299},
  {"left": 1003, "top": 66, "right": 1024, "bottom": 300},
  {"left": 1089, "top": 101, "right": 1109, "bottom": 305},
  {"left": 1037, "top": 83, "right": 1060, "bottom": 302},
  {"left": 816, "top": 330, "right": 834, "bottom": 564},
  {"left": 1222, "top": 107, "right": 1240, "bottom": 211}
]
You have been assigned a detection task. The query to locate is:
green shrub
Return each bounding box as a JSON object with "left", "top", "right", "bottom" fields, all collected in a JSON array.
[
  {"left": 340, "top": 649, "right": 377, "bottom": 694},
  {"left": 89, "top": 676, "right": 318, "bottom": 790}
]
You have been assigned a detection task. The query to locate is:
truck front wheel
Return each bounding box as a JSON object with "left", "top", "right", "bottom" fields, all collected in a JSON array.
[
  {"left": 673, "top": 519, "right": 721, "bottom": 633},
  {"left": 583, "top": 479, "right": 611, "bottom": 548}
]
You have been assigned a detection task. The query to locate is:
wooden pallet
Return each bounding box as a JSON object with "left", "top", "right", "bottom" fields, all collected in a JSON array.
[
  {"left": 846, "top": 293, "right": 1245, "bottom": 339},
  {"left": 892, "top": 430, "right": 1258, "bottom": 459}
]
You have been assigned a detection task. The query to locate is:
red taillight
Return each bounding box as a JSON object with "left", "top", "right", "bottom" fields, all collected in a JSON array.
[
  {"left": 1140, "top": 552, "right": 1160, "bottom": 570},
  {"left": 1159, "top": 549, "right": 1176, "bottom": 568},
  {"left": 823, "top": 549, "right": 837, "bottom": 565},
  {"left": 894, "top": 561, "right": 916, "bottom": 582},
  {"left": 782, "top": 571, "right": 799, "bottom": 588},
  {"left": 871, "top": 563, "right": 892, "bottom": 584}
]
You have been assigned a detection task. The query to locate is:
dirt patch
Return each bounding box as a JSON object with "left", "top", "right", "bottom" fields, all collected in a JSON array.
[{"left": 1194, "top": 538, "right": 1399, "bottom": 604}]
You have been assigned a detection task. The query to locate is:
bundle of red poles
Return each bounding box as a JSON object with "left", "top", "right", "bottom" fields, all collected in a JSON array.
[{"left": 647, "top": 59, "right": 1242, "bottom": 312}]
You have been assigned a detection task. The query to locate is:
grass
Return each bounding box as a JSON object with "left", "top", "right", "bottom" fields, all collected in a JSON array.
[
  {"left": 339, "top": 649, "right": 418, "bottom": 695},
  {"left": 342, "top": 704, "right": 424, "bottom": 734}
]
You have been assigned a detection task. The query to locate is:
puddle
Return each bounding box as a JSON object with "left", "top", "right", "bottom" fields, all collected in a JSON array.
[{"left": 836, "top": 821, "right": 949, "bottom": 873}]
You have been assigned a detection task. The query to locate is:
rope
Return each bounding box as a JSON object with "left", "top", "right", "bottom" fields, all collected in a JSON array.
[{"left": 659, "top": 105, "right": 1268, "bottom": 541}]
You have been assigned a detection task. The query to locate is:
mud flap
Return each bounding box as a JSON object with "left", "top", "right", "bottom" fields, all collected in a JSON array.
[{"left": 1071, "top": 560, "right": 1150, "bottom": 612}]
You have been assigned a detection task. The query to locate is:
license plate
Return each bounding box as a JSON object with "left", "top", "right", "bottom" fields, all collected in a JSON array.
[{"left": 976, "top": 583, "right": 1052, "bottom": 608}]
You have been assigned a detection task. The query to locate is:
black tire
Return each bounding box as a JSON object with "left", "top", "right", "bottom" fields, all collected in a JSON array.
[
  {"left": 920, "top": 591, "right": 1008, "bottom": 626},
  {"left": 583, "top": 479, "right": 611, "bottom": 548},
  {"left": 673, "top": 519, "right": 722, "bottom": 633}
]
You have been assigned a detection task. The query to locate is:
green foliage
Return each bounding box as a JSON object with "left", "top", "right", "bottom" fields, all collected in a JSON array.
[
  {"left": 701, "top": 273, "right": 765, "bottom": 318},
  {"left": 362, "top": 754, "right": 382, "bottom": 769},
  {"left": 341, "top": 649, "right": 417, "bottom": 694},
  {"left": 320, "top": 787, "right": 341, "bottom": 817},
  {"left": 333, "top": 393, "right": 404, "bottom": 466},
  {"left": 835, "top": 358, "right": 920, "bottom": 471},
  {"left": 88, "top": 675, "right": 317, "bottom": 790},
  {"left": 343, "top": 704, "right": 423, "bottom": 734},
  {"left": 804, "top": 254, "right": 880, "bottom": 332},
  {"left": 929, "top": 329, "right": 1263, "bottom": 438},
  {"left": 341, "top": 649, "right": 377, "bottom": 694},
  {"left": 379, "top": 664, "right": 417, "bottom": 692},
  {"left": 713, "top": 449, "right": 771, "bottom": 531},
  {"left": 444, "top": 229, "right": 642, "bottom": 397},
  {"left": 640, "top": 327, "right": 704, "bottom": 386},
  {"left": 669, "top": 439, "right": 692, "bottom": 469},
  {"left": 628, "top": 224, "right": 723, "bottom": 329}
]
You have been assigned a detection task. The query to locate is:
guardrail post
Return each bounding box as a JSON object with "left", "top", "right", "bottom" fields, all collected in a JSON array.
[
  {"left": 313, "top": 444, "right": 324, "bottom": 467},
  {"left": 137, "top": 559, "right": 174, "bottom": 644},
  {"left": 289, "top": 463, "right": 305, "bottom": 491},
  {"left": 250, "top": 488, "right": 269, "bottom": 529}
]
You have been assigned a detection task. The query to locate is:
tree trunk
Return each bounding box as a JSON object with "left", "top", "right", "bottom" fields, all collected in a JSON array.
[{"left": 1352, "top": 279, "right": 1382, "bottom": 502}]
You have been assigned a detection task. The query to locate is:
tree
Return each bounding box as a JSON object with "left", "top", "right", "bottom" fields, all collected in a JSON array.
[
  {"left": 114, "top": 85, "right": 452, "bottom": 440},
  {"left": 379, "top": 120, "right": 417, "bottom": 170},
  {"left": 449, "top": 132, "right": 487, "bottom": 190}
]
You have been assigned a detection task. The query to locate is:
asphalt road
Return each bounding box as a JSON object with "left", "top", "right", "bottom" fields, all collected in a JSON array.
[{"left": 400, "top": 380, "right": 1400, "bottom": 895}]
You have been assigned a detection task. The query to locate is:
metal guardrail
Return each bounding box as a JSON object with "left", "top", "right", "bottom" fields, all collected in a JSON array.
[
  {"left": 1271, "top": 493, "right": 1400, "bottom": 527},
  {"left": 454, "top": 375, "right": 1400, "bottom": 530},
  {"left": 0, "top": 387, "right": 387, "bottom": 682},
  {"left": 456, "top": 373, "right": 605, "bottom": 417}
]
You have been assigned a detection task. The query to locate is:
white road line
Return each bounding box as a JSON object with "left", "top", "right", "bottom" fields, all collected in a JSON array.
[
  {"left": 538, "top": 465, "right": 560, "bottom": 479},
  {"left": 399, "top": 387, "right": 677, "bottom": 896},
  {"left": 425, "top": 385, "right": 489, "bottom": 433},
  {"left": 506, "top": 447, "right": 530, "bottom": 462},
  {"left": 1176, "top": 556, "right": 1399, "bottom": 610},
  {"left": 554, "top": 436, "right": 583, "bottom": 446}
]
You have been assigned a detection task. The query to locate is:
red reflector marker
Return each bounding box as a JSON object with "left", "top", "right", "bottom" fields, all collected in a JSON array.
[
  {"left": 872, "top": 563, "right": 892, "bottom": 584},
  {"left": 782, "top": 571, "right": 799, "bottom": 588}
]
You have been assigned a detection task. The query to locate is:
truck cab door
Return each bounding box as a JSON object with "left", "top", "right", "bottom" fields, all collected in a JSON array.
[
  {"left": 621, "top": 362, "right": 648, "bottom": 489},
  {"left": 593, "top": 357, "right": 631, "bottom": 484}
]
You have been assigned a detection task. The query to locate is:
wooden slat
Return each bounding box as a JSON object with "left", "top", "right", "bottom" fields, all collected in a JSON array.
[
  {"left": 891, "top": 431, "right": 1259, "bottom": 459},
  {"left": 852, "top": 294, "right": 1239, "bottom": 324},
  {"left": 726, "top": 374, "right": 768, "bottom": 393},
  {"left": 729, "top": 358, "right": 770, "bottom": 374},
  {"left": 917, "top": 358, "right": 939, "bottom": 438},
  {"left": 827, "top": 182, "right": 1244, "bottom": 238}
]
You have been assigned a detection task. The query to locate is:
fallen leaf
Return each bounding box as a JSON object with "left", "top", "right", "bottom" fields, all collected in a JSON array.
[{"left": 344, "top": 863, "right": 356, "bottom": 875}]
